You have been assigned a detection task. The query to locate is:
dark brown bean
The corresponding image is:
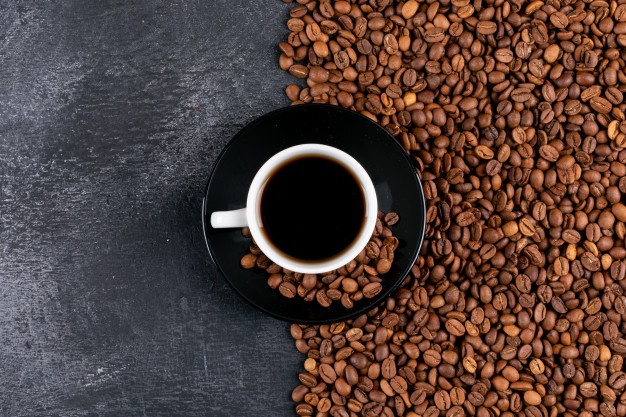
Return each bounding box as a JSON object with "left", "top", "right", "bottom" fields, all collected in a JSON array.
[{"left": 278, "top": 3, "right": 626, "bottom": 416}]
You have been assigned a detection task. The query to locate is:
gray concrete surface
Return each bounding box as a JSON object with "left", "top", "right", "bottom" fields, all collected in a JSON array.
[{"left": 0, "top": 1, "right": 303, "bottom": 415}]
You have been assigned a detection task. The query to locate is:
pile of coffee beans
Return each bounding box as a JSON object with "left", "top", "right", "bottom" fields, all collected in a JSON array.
[
  {"left": 240, "top": 211, "right": 400, "bottom": 308},
  {"left": 279, "top": 0, "right": 626, "bottom": 416}
]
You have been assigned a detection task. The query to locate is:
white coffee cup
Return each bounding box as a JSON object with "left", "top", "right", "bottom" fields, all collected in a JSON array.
[{"left": 210, "top": 144, "right": 378, "bottom": 274}]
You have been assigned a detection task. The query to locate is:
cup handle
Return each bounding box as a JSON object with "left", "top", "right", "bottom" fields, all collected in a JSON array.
[{"left": 210, "top": 208, "right": 248, "bottom": 228}]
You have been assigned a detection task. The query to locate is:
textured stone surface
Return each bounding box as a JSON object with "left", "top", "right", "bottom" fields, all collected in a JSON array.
[{"left": 0, "top": 1, "right": 301, "bottom": 415}]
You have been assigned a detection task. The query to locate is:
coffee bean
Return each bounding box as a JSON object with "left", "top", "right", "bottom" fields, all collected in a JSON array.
[
  {"left": 462, "top": 357, "right": 477, "bottom": 373},
  {"left": 611, "top": 261, "right": 626, "bottom": 280},
  {"left": 389, "top": 376, "right": 408, "bottom": 394},
  {"left": 585, "top": 313, "right": 604, "bottom": 331},
  {"left": 492, "top": 293, "right": 507, "bottom": 310},
  {"left": 459, "top": 97, "right": 478, "bottom": 112},
  {"left": 280, "top": 2, "right": 626, "bottom": 416},
  {"left": 609, "top": 356, "right": 624, "bottom": 376},
  {"left": 402, "top": 69, "right": 417, "bottom": 87},
  {"left": 539, "top": 144, "right": 559, "bottom": 162},
  {"left": 362, "top": 282, "right": 382, "bottom": 298},
  {"left": 380, "top": 358, "right": 396, "bottom": 380},
  {"left": 485, "top": 160, "right": 502, "bottom": 176},
  {"left": 581, "top": 252, "right": 601, "bottom": 271},
  {"left": 289, "top": 64, "right": 310, "bottom": 79},
  {"left": 334, "top": 378, "right": 351, "bottom": 398},
  {"left": 242, "top": 212, "right": 399, "bottom": 308},
  {"left": 448, "top": 387, "right": 465, "bottom": 406},
  {"left": 612, "top": 203, "right": 626, "bottom": 222},
  {"left": 318, "top": 363, "right": 337, "bottom": 384},
  {"left": 475, "top": 145, "right": 494, "bottom": 160},
  {"left": 590, "top": 96, "right": 612, "bottom": 114},
  {"left": 421, "top": 349, "right": 440, "bottom": 367},
  {"left": 580, "top": 382, "right": 598, "bottom": 397},
  {"left": 600, "top": 402, "right": 617, "bottom": 417},
  {"left": 609, "top": 372, "right": 626, "bottom": 390},
  {"left": 434, "top": 390, "right": 451, "bottom": 410},
  {"left": 383, "top": 212, "right": 399, "bottom": 226},
  {"left": 476, "top": 21, "right": 497, "bottom": 35},
  {"left": 299, "top": 372, "right": 318, "bottom": 388},
  {"left": 608, "top": 120, "right": 621, "bottom": 140},
  {"left": 296, "top": 403, "right": 313, "bottom": 416},
  {"left": 424, "top": 28, "right": 445, "bottom": 43},
  {"left": 523, "top": 391, "right": 542, "bottom": 406},
  {"left": 240, "top": 253, "right": 257, "bottom": 269},
  {"left": 511, "top": 88, "right": 532, "bottom": 102},
  {"left": 606, "top": 87, "right": 623, "bottom": 105},
  {"left": 316, "top": 289, "right": 331, "bottom": 307},
  {"left": 561, "top": 231, "right": 581, "bottom": 247},
  {"left": 543, "top": 44, "right": 561, "bottom": 63},
  {"left": 581, "top": 85, "right": 601, "bottom": 102},
  {"left": 456, "top": 210, "right": 478, "bottom": 227},
  {"left": 287, "top": 18, "right": 305, "bottom": 32},
  {"left": 550, "top": 12, "right": 569, "bottom": 28},
  {"left": 519, "top": 218, "right": 536, "bottom": 236},
  {"left": 279, "top": 281, "right": 297, "bottom": 298},
  {"left": 529, "top": 358, "right": 545, "bottom": 375},
  {"left": 610, "top": 338, "right": 626, "bottom": 356},
  {"left": 468, "top": 391, "right": 484, "bottom": 406}
]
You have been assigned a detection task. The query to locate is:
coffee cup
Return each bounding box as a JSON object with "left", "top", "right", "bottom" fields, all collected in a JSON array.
[{"left": 210, "top": 144, "right": 377, "bottom": 274}]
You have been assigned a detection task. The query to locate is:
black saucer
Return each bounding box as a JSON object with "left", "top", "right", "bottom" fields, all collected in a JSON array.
[{"left": 202, "top": 104, "right": 426, "bottom": 324}]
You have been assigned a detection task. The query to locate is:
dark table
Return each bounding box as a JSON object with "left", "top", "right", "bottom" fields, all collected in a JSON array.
[{"left": 0, "top": 2, "right": 304, "bottom": 415}]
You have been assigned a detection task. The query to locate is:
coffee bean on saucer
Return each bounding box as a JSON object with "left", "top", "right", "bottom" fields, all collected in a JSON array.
[
  {"left": 240, "top": 254, "right": 257, "bottom": 269},
  {"left": 384, "top": 211, "right": 399, "bottom": 226},
  {"left": 240, "top": 211, "right": 400, "bottom": 308}
]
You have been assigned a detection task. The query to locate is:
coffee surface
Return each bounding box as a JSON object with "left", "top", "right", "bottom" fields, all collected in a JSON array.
[{"left": 260, "top": 156, "right": 365, "bottom": 261}]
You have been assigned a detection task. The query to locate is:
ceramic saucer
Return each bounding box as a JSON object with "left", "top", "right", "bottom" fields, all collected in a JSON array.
[{"left": 202, "top": 104, "right": 426, "bottom": 324}]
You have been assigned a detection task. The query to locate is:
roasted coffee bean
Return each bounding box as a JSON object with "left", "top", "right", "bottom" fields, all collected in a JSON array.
[
  {"left": 242, "top": 212, "right": 399, "bottom": 308},
  {"left": 288, "top": 64, "right": 309, "bottom": 79},
  {"left": 424, "top": 28, "right": 445, "bottom": 43},
  {"left": 434, "top": 390, "right": 451, "bottom": 410},
  {"left": 462, "top": 356, "right": 477, "bottom": 373},
  {"left": 279, "top": 281, "right": 297, "bottom": 298},
  {"left": 280, "top": 1, "right": 626, "bottom": 416},
  {"left": 384, "top": 212, "right": 399, "bottom": 226},
  {"left": 319, "top": 363, "right": 337, "bottom": 384},
  {"left": 511, "top": 88, "right": 532, "bottom": 103},
  {"left": 590, "top": 97, "right": 612, "bottom": 114},
  {"left": 240, "top": 253, "right": 257, "bottom": 269},
  {"left": 423, "top": 349, "right": 441, "bottom": 367},
  {"left": 445, "top": 318, "right": 465, "bottom": 336}
]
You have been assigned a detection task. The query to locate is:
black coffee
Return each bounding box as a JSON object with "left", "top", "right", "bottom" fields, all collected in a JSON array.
[{"left": 260, "top": 156, "right": 365, "bottom": 261}]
